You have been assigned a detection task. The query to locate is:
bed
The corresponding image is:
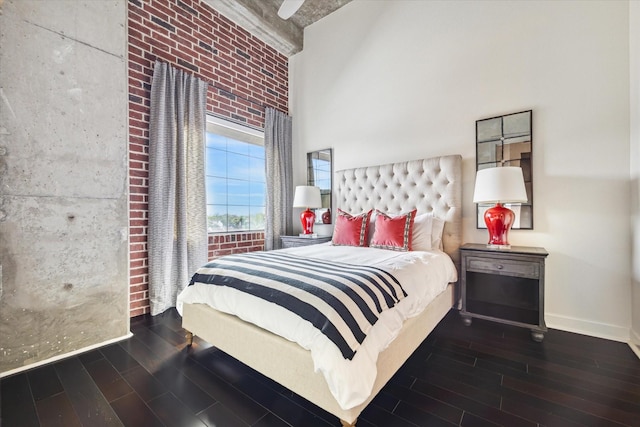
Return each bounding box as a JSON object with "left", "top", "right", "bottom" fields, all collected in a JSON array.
[{"left": 179, "top": 154, "right": 462, "bottom": 426}]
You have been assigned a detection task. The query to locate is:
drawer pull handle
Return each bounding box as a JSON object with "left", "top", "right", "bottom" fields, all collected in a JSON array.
[{"left": 496, "top": 264, "right": 504, "bottom": 270}]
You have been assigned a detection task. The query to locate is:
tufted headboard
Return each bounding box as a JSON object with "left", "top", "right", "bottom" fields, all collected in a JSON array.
[{"left": 335, "top": 155, "right": 463, "bottom": 268}]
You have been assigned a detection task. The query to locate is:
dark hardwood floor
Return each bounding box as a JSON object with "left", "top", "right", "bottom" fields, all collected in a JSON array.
[{"left": 2, "top": 309, "right": 639, "bottom": 427}]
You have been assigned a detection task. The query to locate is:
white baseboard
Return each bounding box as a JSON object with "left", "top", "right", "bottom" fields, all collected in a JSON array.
[
  {"left": 0, "top": 332, "right": 133, "bottom": 379},
  {"left": 630, "top": 328, "right": 640, "bottom": 360},
  {"left": 545, "top": 313, "right": 630, "bottom": 343}
]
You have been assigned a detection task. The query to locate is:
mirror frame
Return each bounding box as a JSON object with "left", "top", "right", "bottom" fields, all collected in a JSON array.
[
  {"left": 476, "top": 110, "right": 533, "bottom": 229},
  {"left": 306, "top": 148, "right": 333, "bottom": 224}
]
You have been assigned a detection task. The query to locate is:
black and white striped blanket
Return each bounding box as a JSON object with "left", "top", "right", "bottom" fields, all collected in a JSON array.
[{"left": 189, "top": 251, "right": 407, "bottom": 360}]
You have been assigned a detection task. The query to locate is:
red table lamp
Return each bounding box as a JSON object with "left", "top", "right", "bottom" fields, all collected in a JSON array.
[
  {"left": 473, "top": 167, "right": 528, "bottom": 248},
  {"left": 293, "top": 185, "right": 322, "bottom": 235}
]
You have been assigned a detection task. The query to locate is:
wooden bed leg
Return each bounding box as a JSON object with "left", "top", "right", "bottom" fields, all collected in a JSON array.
[
  {"left": 185, "top": 331, "right": 194, "bottom": 347},
  {"left": 340, "top": 419, "right": 356, "bottom": 427}
]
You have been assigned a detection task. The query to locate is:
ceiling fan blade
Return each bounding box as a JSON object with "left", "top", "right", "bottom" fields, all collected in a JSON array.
[{"left": 278, "top": 0, "right": 305, "bottom": 19}]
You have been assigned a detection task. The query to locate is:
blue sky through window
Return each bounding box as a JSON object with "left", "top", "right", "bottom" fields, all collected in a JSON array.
[{"left": 205, "top": 131, "right": 265, "bottom": 232}]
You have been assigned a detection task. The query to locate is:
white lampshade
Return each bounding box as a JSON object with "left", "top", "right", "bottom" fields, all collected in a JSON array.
[
  {"left": 473, "top": 167, "right": 528, "bottom": 204},
  {"left": 293, "top": 185, "right": 322, "bottom": 208}
]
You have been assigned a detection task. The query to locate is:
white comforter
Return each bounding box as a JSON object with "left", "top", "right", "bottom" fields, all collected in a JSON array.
[{"left": 176, "top": 244, "right": 457, "bottom": 409}]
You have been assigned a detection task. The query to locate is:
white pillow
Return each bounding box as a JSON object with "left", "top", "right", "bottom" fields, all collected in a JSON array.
[
  {"left": 367, "top": 210, "right": 378, "bottom": 244},
  {"left": 412, "top": 213, "right": 446, "bottom": 251},
  {"left": 412, "top": 213, "right": 434, "bottom": 251}
]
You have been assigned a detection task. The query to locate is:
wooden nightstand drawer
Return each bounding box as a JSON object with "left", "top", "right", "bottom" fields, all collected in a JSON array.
[
  {"left": 466, "top": 256, "right": 540, "bottom": 279},
  {"left": 280, "top": 235, "right": 332, "bottom": 248}
]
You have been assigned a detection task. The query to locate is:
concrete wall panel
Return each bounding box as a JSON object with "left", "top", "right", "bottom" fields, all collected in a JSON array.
[
  {"left": 0, "top": 0, "right": 128, "bottom": 374},
  {"left": 6, "top": 0, "right": 125, "bottom": 57},
  {"left": 1, "top": 15, "right": 127, "bottom": 199}
]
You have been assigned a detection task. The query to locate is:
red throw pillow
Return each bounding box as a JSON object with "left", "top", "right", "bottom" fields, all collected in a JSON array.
[
  {"left": 370, "top": 209, "right": 417, "bottom": 251},
  {"left": 331, "top": 209, "right": 372, "bottom": 247}
]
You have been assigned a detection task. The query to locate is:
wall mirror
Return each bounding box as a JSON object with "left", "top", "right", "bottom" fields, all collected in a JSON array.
[
  {"left": 307, "top": 148, "right": 332, "bottom": 224},
  {"left": 476, "top": 110, "right": 533, "bottom": 229}
]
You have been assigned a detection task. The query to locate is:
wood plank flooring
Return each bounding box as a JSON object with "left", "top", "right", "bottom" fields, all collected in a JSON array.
[{"left": 1, "top": 309, "right": 639, "bottom": 426}]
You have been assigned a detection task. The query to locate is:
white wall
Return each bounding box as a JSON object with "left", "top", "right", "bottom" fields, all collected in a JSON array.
[
  {"left": 290, "top": 0, "right": 632, "bottom": 341},
  {"left": 631, "top": 0, "right": 640, "bottom": 352}
]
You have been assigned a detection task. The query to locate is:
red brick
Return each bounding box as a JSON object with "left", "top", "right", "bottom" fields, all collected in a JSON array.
[
  {"left": 129, "top": 242, "right": 147, "bottom": 254},
  {"left": 144, "top": 2, "right": 173, "bottom": 23},
  {"left": 129, "top": 273, "right": 148, "bottom": 283},
  {"left": 128, "top": 6, "right": 149, "bottom": 23},
  {"left": 129, "top": 219, "right": 148, "bottom": 228},
  {"left": 127, "top": 0, "right": 285, "bottom": 318},
  {"left": 129, "top": 307, "right": 146, "bottom": 317},
  {"left": 130, "top": 298, "right": 148, "bottom": 308},
  {"left": 129, "top": 153, "right": 149, "bottom": 164},
  {"left": 130, "top": 266, "right": 149, "bottom": 277}
]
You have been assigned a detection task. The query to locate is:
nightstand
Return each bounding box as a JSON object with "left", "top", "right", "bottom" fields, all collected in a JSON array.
[
  {"left": 280, "top": 235, "right": 332, "bottom": 248},
  {"left": 459, "top": 243, "right": 549, "bottom": 342}
]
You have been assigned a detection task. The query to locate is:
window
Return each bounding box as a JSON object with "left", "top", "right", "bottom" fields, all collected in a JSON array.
[{"left": 205, "top": 116, "right": 265, "bottom": 233}]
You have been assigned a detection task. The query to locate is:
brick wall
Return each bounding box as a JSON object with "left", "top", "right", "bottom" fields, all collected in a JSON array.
[
  {"left": 128, "top": 0, "right": 288, "bottom": 317},
  {"left": 209, "top": 232, "right": 266, "bottom": 259}
]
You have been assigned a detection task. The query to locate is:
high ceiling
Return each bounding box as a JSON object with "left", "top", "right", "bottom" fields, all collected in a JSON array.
[{"left": 204, "top": 0, "right": 352, "bottom": 56}]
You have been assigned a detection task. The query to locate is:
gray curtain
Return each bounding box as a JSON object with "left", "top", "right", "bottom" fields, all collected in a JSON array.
[
  {"left": 148, "top": 61, "right": 208, "bottom": 315},
  {"left": 264, "top": 107, "right": 293, "bottom": 250}
]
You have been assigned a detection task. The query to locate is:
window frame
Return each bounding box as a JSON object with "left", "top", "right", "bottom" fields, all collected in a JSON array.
[{"left": 205, "top": 116, "right": 266, "bottom": 234}]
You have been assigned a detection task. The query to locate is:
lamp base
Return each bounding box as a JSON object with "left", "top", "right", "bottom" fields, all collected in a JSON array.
[
  {"left": 300, "top": 208, "right": 316, "bottom": 235},
  {"left": 484, "top": 203, "right": 515, "bottom": 247}
]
